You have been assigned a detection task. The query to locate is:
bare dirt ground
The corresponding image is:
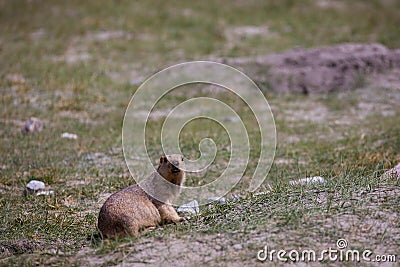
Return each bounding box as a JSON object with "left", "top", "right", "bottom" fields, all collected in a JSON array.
[{"left": 67, "top": 184, "right": 400, "bottom": 266}]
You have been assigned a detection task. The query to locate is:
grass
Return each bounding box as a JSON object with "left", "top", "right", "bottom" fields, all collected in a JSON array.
[{"left": 1, "top": 0, "right": 400, "bottom": 265}]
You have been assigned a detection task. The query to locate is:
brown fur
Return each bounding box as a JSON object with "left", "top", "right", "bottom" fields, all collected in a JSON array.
[{"left": 97, "top": 154, "right": 186, "bottom": 239}]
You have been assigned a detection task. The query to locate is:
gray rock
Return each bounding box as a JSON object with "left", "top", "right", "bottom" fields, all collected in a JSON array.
[
  {"left": 25, "top": 180, "right": 51, "bottom": 196},
  {"left": 22, "top": 117, "right": 43, "bottom": 133},
  {"left": 26, "top": 180, "right": 45, "bottom": 191},
  {"left": 177, "top": 200, "right": 200, "bottom": 215}
]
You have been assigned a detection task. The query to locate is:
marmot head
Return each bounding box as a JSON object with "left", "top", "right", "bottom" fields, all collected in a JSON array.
[{"left": 157, "top": 154, "right": 185, "bottom": 185}]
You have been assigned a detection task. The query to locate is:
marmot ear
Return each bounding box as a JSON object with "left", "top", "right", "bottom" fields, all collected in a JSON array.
[{"left": 160, "top": 155, "right": 166, "bottom": 164}]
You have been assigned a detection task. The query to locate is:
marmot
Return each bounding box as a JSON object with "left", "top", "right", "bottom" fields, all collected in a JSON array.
[{"left": 98, "top": 154, "right": 186, "bottom": 239}]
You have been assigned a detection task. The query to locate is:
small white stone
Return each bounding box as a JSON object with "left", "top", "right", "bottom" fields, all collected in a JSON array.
[
  {"left": 229, "top": 195, "right": 244, "bottom": 202},
  {"left": 36, "top": 190, "right": 54, "bottom": 196},
  {"left": 177, "top": 200, "right": 199, "bottom": 215},
  {"left": 47, "top": 248, "right": 64, "bottom": 255},
  {"left": 26, "top": 180, "right": 45, "bottom": 191},
  {"left": 207, "top": 197, "right": 226, "bottom": 204},
  {"left": 61, "top": 132, "right": 78, "bottom": 139},
  {"left": 289, "top": 176, "right": 326, "bottom": 186}
]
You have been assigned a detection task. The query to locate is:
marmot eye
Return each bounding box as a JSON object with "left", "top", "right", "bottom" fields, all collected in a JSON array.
[{"left": 181, "top": 157, "right": 184, "bottom": 161}]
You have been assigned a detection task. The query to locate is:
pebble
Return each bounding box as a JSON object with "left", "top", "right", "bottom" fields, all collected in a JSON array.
[
  {"left": 26, "top": 180, "right": 45, "bottom": 192},
  {"left": 289, "top": 176, "right": 326, "bottom": 186},
  {"left": 22, "top": 117, "right": 43, "bottom": 133},
  {"left": 207, "top": 197, "right": 226, "bottom": 204},
  {"left": 36, "top": 190, "right": 54, "bottom": 196},
  {"left": 25, "top": 180, "right": 54, "bottom": 196},
  {"left": 61, "top": 132, "right": 78, "bottom": 139},
  {"left": 47, "top": 248, "right": 65, "bottom": 255},
  {"left": 230, "top": 194, "right": 244, "bottom": 202},
  {"left": 177, "top": 200, "right": 200, "bottom": 215}
]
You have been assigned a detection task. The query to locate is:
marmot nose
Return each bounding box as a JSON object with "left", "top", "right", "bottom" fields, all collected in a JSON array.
[{"left": 171, "top": 161, "right": 180, "bottom": 173}]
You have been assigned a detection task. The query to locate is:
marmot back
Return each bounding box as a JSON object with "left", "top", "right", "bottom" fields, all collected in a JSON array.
[{"left": 97, "top": 154, "right": 186, "bottom": 239}]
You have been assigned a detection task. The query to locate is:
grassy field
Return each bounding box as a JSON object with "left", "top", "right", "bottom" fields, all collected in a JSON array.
[{"left": 1, "top": 0, "right": 399, "bottom": 266}]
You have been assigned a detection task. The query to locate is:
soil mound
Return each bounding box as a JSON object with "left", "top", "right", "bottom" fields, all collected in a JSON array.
[{"left": 222, "top": 43, "right": 400, "bottom": 93}]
